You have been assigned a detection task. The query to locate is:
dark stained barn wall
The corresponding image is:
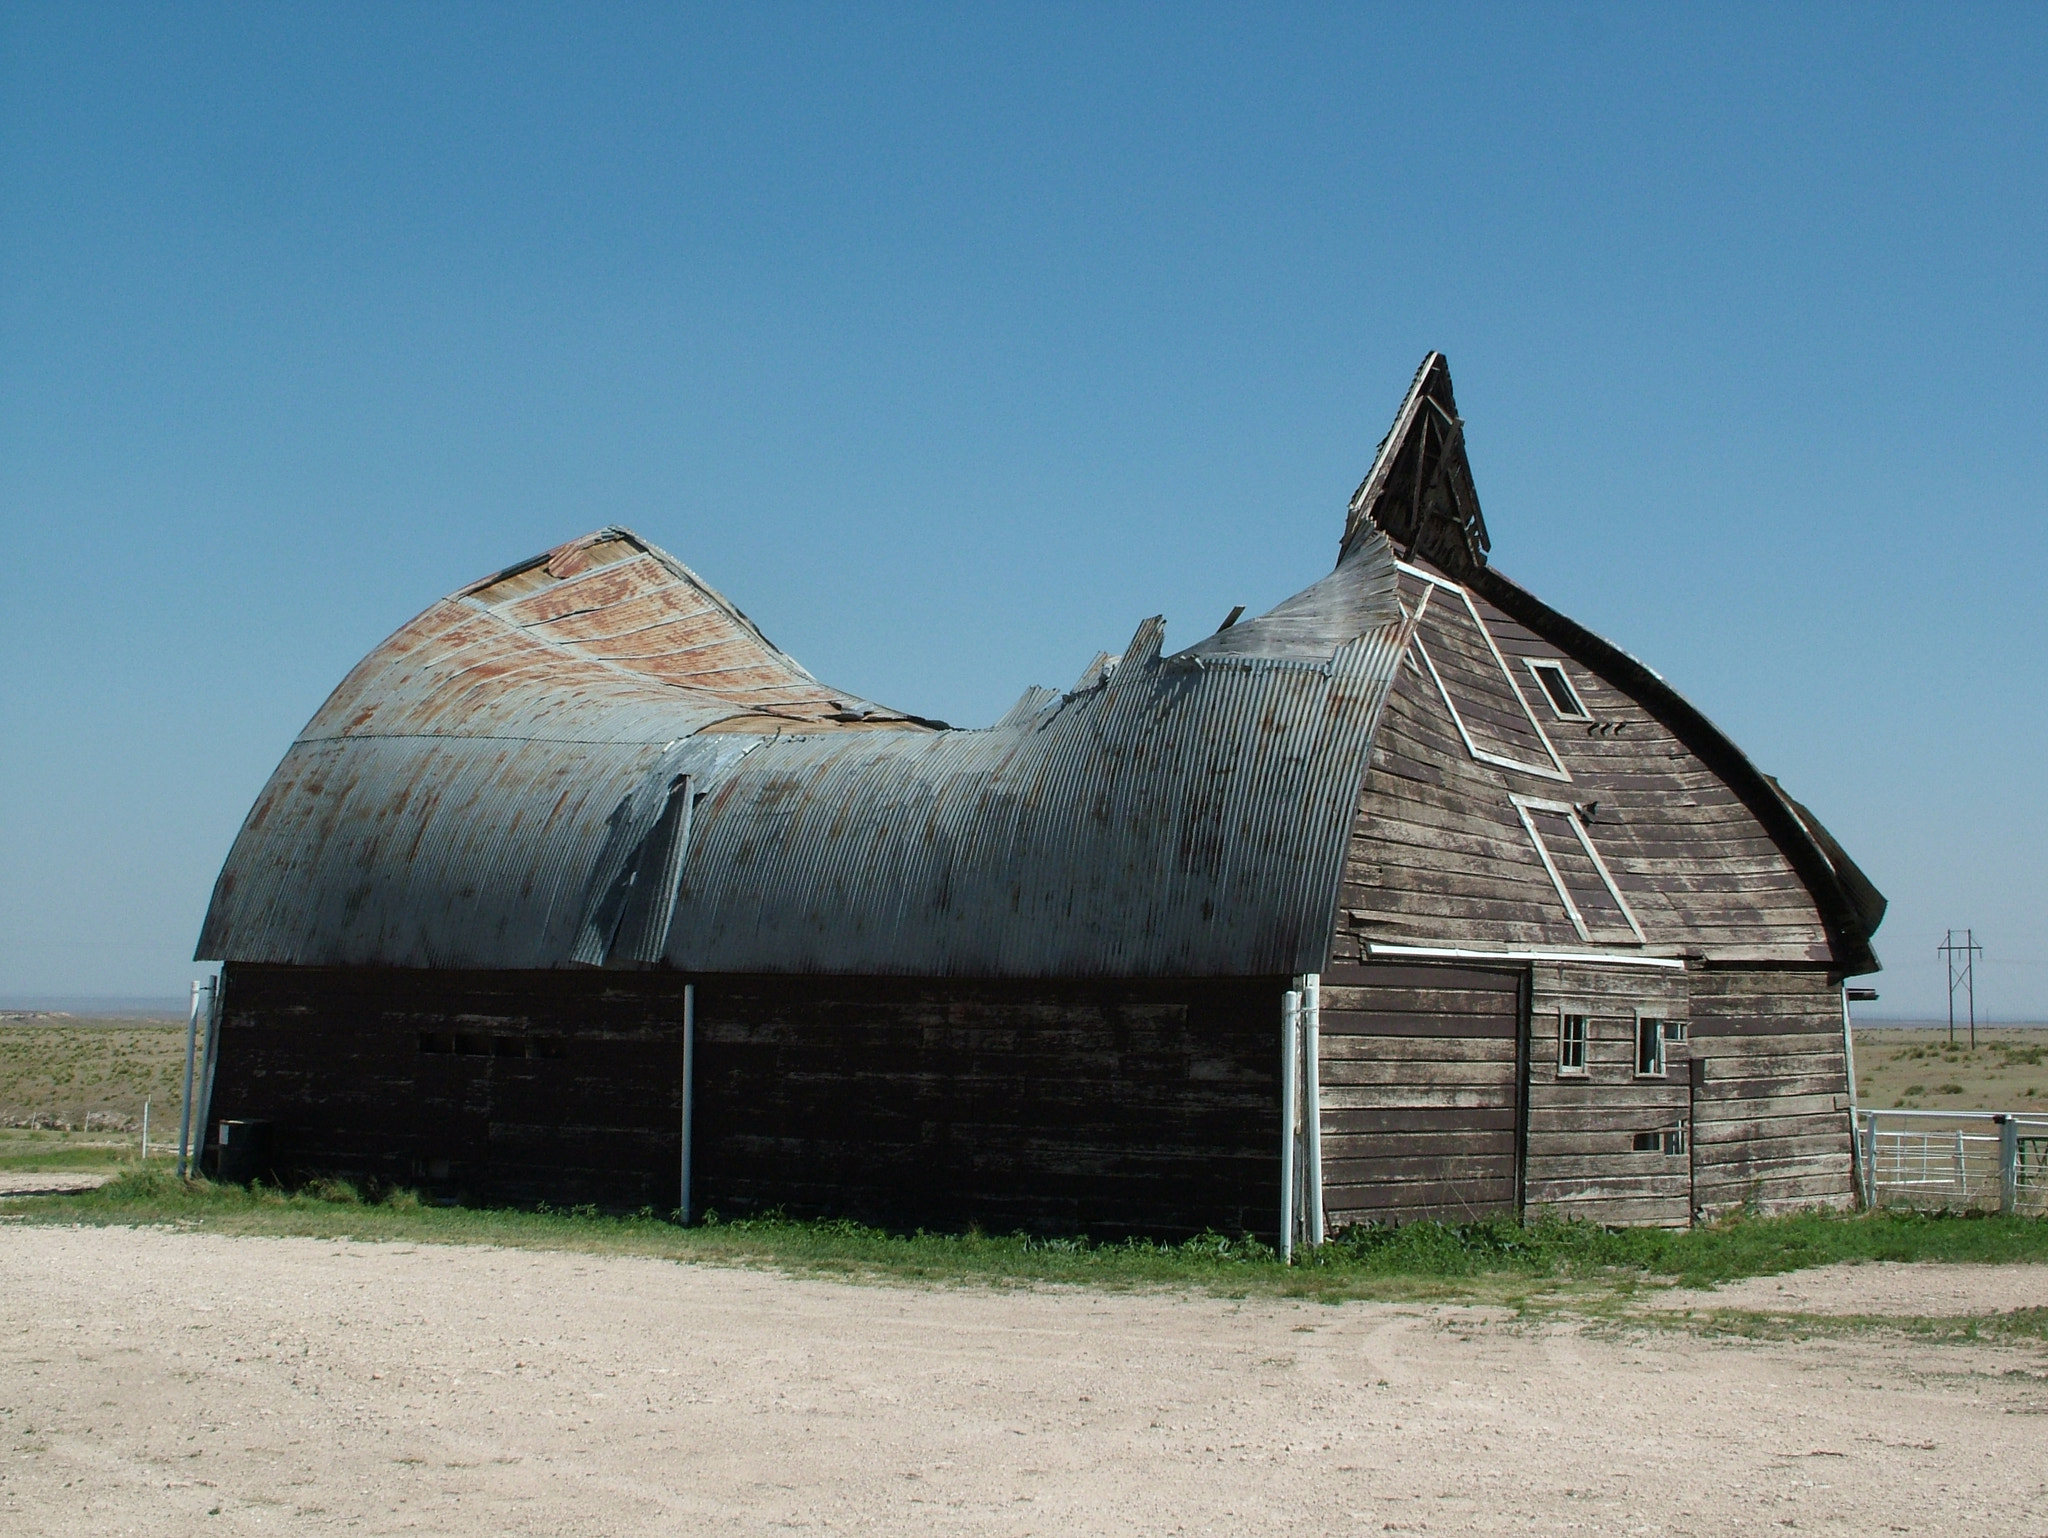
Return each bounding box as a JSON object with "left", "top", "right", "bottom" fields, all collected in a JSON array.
[{"left": 208, "top": 964, "right": 1288, "bottom": 1240}]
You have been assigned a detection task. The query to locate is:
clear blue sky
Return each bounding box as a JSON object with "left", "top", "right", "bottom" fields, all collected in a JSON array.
[{"left": 3, "top": 5, "right": 2042, "bottom": 1017}]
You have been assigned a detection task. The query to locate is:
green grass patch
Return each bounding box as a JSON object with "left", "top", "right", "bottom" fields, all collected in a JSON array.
[
  {"left": 8, "top": 1172, "right": 2048, "bottom": 1304},
  {"left": 1647, "top": 1305, "right": 2048, "bottom": 1346}
]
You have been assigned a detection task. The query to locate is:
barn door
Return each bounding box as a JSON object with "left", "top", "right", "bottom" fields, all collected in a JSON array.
[{"left": 1316, "top": 961, "right": 1526, "bottom": 1228}]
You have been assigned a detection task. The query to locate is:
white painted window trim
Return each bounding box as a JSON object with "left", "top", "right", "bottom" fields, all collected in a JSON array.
[
  {"left": 1524, "top": 657, "right": 1591, "bottom": 721},
  {"left": 1633, "top": 1007, "right": 1668, "bottom": 1079},
  {"left": 1396, "top": 561, "right": 1572, "bottom": 783},
  {"left": 1557, "top": 1006, "right": 1590, "bottom": 1078},
  {"left": 1510, "top": 794, "right": 1647, "bottom": 945}
]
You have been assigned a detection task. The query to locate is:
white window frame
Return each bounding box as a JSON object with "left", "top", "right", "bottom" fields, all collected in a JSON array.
[
  {"left": 1557, "top": 1009, "right": 1590, "bottom": 1078},
  {"left": 1511, "top": 794, "right": 1646, "bottom": 944},
  {"left": 1398, "top": 561, "right": 1572, "bottom": 783},
  {"left": 1524, "top": 658, "right": 1591, "bottom": 721},
  {"left": 1634, "top": 1008, "right": 1667, "bottom": 1078}
]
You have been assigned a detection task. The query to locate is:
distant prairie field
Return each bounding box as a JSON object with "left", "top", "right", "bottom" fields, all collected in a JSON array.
[
  {"left": 1853, "top": 1026, "right": 2048, "bottom": 1112},
  {"left": 0, "top": 1013, "right": 188, "bottom": 1135}
]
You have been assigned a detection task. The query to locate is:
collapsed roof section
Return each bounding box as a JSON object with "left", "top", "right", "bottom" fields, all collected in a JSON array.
[{"left": 199, "top": 472, "right": 1413, "bottom": 976}]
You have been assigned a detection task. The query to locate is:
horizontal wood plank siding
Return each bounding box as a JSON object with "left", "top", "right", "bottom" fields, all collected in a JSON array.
[
  {"left": 1524, "top": 962, "right": 1692, "bottom": 1226},
  {"left": 1690, "top": 967, "right": 1854, "bottom": 1216},
  {"left": 1333, "top": 576, "right": 1831, "bottom": 966},
  {"left": 209, "top": 964, "right": 1287, "bottom": 1241},
  {"left": 1317, "top": 961, "right": 1524, "bottom": 1228}
]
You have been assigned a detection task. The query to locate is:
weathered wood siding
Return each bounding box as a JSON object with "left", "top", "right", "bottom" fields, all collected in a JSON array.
[
  {"left": 1690, "top": 967, "right": 1854, "bottom": 1216},
  {"left": 1333, "top": 570, "right": 1834, "bottom": 964},
  {"left": 1524, "top": 961, "right": 1692, "bottom": 1227},
  {"left": 1317, "top": 961, "right": 1523, "bottom": 1227},
  {"left": 210, "top": 964, "right": 1287, "bottom": 1239},
  {"left": 209, "top": 965, "right": 690, "bottom": 1210},
  {"left": 1324, "top": 562, "right": 1854, "bottom": 1225}
]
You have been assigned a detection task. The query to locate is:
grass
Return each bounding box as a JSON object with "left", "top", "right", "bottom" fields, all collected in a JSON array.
[
  {"left": 0, "top": 1129, "right": 142, "bottom": 1173},
  {"left": 9, "top": 1170, "right": 2048, "bottom": 1305},
  {"left": 1855, "top": 1026, "right": 2048, "bottom": 1111},
  {"left": 0, "top": 1014, "right": 189, "bottom": 1132}
]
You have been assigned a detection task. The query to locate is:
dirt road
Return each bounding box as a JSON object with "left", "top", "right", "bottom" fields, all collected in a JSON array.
[{"left": 2, "top": 1227, "right": 2044, "bottom": 1535}]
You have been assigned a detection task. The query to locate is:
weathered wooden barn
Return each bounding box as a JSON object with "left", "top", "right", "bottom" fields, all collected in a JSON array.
[{"left": 195, "top": 354, "right": 1885, "bottom": 1239}]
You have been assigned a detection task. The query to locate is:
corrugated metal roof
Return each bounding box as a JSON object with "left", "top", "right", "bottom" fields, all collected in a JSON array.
[
  {"left": 197, "top": 351, "right": 1882, "bottom": 979},
  {"left": 197, "top": 520, "right": 1412, "bottom": 977}
]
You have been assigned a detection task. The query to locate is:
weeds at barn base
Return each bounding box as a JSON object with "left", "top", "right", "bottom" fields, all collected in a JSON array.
[{"left": 8, "top": 1170, "right": 2048, "bottom": 1306}]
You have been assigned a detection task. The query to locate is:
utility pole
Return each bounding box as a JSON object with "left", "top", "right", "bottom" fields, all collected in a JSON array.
[{"left": 1937, "top": 929, "right": 1983, "bottom": 1048}]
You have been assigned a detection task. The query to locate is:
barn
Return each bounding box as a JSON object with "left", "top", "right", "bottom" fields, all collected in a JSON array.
[{"left": 194, "top": 354, "right": 1885, "bottom": 1241}]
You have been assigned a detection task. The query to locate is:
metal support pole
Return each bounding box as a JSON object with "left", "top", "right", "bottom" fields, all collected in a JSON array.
[
  {"left": 1840, "top": 986, "right": 1862, "bottom": 1208},
  {"left": 1301, "top": 973, "right": 1324, "bottom": 1247},
  {"left": 1860, "top": 1112, "right": 1877, "bottom": 1208},
  {"left": 175, "top": 981, "right": 201, "bottom": 1178},
  {"left": 679, "top": 983, "right": 696, "bottom": 1225},
  {"left": 141, "top": 1098, "right": 150, "bottom": 1162},
  {"left": 1279, "top": 989, "right": 1301, "bottom": 1263},
  {"left": 1999, "top": 1115, "right": 2019, "bottom": 1216},
  {"left": 191, "top": 977, "right": 222, "bottom": 1178}
]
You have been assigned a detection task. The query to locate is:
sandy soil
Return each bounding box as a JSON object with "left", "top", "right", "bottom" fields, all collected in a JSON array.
[
  {"left": 2, "top": 1228, "right": 2045, "bottom": 1536},
  {"left": 1657, "top": 1260, "right": 2048, "bottom": 1318}
]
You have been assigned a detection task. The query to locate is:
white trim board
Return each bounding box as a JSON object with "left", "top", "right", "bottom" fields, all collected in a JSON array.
[
  {"left": 1398, "top": 563, "right": 1572, "bottom": 783},
  {"left": 1364, "top": 943, "right": 1686, "bottom": 970},
  {"left": 1509, "top": 794, "right": 1647, "bottom": 945}
]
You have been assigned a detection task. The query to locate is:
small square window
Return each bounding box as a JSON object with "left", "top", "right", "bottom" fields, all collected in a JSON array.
[
  {"left": 1632, "top": 1127, "right": 1687, "bottom": 1155},
  {"left": 1558, "top": 1013, "right": 1589, "bottom": 1076},
  {"left": 417, "top": 1032, "right": 453, "bottom": 1055},
  {"left": 1635, "top": 1015, "right": 1666, "bottom": 1077},
  {"left": 1631, "top": 1131, "right": 1660, "bottom": 1152},
  {"left": 1661, "top": 1020, "right": 1688, "bottom": 1043},
  {"left": 1526, "top": 660, "right": 1591, "bottom": 721},
  {"left": 454, "top": 1033, "right": 490, "bottom": 1057}
]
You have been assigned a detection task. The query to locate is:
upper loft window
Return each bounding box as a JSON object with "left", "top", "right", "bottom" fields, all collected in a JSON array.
[
  {"left": 1511, "top": 794, "right": 1646, "bottom": 945},
  {"left": 1397, "top": 562, "right": 1571, "bottom": 783},
  {"left": 1525, "top": 659, "right": 1590, "bottom": 721}
]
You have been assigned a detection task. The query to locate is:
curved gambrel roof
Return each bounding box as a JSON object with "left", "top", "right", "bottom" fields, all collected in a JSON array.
[{"left": 198, "top": 355, "right": 1883, "bottom": 978}]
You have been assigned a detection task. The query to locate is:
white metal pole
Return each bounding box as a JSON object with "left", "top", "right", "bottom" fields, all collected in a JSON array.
[
  {"left": 175, "top": 981, "right": 201, "bottom": 1178},
  {"left": 679, "top": 983, "right": 696, "bottom": 1225},
  {"left": 1840, "top": 986, "right": 1862, "bottom": 1208},
  {"left": 1302, "top": 974, "right": 1324, "bottom": 1247},
  {"left": 191, "top": 978, "right": 222, "bottom": 1176},
  {"left": 1280, "top": 989, "right": 1301, "bottom": 1263},
  {"left": 141, "top": 1098, "right": 150, "bottom": 1162}
]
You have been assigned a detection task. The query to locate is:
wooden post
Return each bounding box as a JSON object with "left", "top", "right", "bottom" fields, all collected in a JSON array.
[
  {"left": 175, "top": 981, "right": 201, "bottom": 1178},
  {"left": 1280, "top": 989, "right": 1301, "bottom": 1263},
  {"left": 679, "top": 983, "right": 696, "bottom": 1225}
]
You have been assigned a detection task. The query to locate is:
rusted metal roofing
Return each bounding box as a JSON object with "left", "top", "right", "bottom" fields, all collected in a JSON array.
[{"left": 198, "top": 507, "right": 1411, "bottom": 976}]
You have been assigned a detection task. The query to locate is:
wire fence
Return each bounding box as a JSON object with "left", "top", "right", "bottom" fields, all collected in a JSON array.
[{"left": 1856, "top": 1109, "right": 2048, "bottom": 1216}]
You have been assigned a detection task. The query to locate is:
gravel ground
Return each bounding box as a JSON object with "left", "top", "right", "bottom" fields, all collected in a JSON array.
[{"left": 2, "top": 1226, "right": 2046, "bottom": 1536}]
